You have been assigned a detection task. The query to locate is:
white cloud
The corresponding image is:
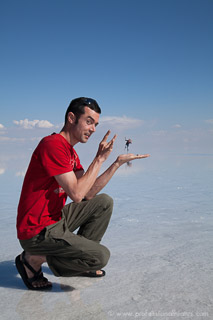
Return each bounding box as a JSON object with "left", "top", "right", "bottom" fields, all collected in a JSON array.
[
  {"left": 205, "top": 119, "right": 213, "bottom": 125},
  {"left": 0, "top": 168, "right": 5, "bottom": 175},
  {"left": 173, "top": 124, "right": 182, "bottom": 128},
  {"left": 13, "top": 119, "right": 54, "bottom": 129},
  {"left": 0, "top": 123, "right": 6, "bottom": 135},
  {"left": 0, "top": 136, "right": 26, "bottom": 142},
  {"left": 0, "top": 136, "right": 10, "bottom": 141},
  {"left": 0, "top": 135, "right": 43, "bottom": 143},
  {"left": 100, "top": 116, "right": 143, "bottom": 129},
  {"left": 16, "top": 171, "right": 26, "bottom": 177}
]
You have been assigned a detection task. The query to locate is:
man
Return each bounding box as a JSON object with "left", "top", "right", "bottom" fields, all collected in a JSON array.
[
  {"left": 125, "top": 138, "right": 132, "bottom": 152},
  {"left": 15, "top": 97, "right": 150, "bottom": 290}
]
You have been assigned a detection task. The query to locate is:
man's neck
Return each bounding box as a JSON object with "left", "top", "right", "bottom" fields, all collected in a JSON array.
[{"left": 60, "top": 128, "right": 77, "bottom": 146}]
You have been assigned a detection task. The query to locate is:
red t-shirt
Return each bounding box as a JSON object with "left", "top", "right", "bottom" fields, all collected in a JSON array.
[{"left": 17, "top": 133, "right": 84, "bottom": 240}]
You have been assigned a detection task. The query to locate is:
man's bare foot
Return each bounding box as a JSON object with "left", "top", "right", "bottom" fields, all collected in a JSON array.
[
  {"left": 82, "top": 269, "right": 106, "bottom": 277},
  {"left": 21, "top": 252, "right": 52, "bottom": 288},
  {"left": 94, "top": 270, "right": 104, "bottom": 276}
]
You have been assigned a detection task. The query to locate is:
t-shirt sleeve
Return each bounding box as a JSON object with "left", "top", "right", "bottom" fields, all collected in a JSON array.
[{"left": 38, "top": 138, "right": 78, "bottom": 177}]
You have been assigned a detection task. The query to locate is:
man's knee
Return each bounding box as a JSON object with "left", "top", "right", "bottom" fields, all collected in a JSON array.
[
  {"left": 97, "top": 193, "right": 113, "bottom": 210},
  {"left": 98, "top": 245, "right": 110, "bottom": 268}
]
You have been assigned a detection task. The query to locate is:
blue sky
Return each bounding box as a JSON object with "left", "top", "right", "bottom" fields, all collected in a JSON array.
[{"left": 0, "top": 0, "right": 213, "bottom": 177}]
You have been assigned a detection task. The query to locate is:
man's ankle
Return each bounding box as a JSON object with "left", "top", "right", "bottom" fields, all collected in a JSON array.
[{"left": 24, "top": 252, "right": 46, "bottom": 266}]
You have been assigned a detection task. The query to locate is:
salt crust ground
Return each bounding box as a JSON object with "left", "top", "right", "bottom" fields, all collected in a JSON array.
[{"left": 0, "top": 167, "right": 212, "bottom": 320}]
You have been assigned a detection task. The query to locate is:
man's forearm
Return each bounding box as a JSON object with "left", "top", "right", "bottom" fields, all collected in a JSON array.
[{"left": 85, "top": 161, "right": 120, "bottom": 200}]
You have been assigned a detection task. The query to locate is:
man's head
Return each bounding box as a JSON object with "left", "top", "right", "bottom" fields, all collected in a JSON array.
[
  {"left": 65, "top": 97, "right": 101, "bottom": 124},
  {"left": 63, "top": 97, "right": 101, "bottom": 145}
]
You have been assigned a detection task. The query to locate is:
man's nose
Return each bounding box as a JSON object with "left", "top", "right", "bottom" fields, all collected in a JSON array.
[{"left": 90, "top": 124, "right": 96, "bottom": 132}]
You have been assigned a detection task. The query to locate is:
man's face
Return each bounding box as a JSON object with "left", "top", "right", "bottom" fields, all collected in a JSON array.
[{"left": 72, "top": 106, "right": 100, "bottom": 143}]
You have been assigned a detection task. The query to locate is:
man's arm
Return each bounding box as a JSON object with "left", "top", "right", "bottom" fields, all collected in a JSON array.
[
  {"left": 85, "top": 153, "right": 150, "bottom": 200},
  {"left": 54, "top": 131, "right": 116, "bottom": 203}
]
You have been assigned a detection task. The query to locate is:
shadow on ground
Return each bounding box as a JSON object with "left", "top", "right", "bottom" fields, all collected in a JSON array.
[{"left": 0, "top": 260, "right": 75, "bottom": 292}]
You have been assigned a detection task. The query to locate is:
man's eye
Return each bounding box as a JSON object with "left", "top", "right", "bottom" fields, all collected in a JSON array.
[{"left": 86, "top": 120, "right": 92, "bottom": 125}]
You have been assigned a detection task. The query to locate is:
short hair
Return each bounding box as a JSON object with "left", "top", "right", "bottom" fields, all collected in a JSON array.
[{"left": 65, "top": 97, "right": 101, "bottom": 124}]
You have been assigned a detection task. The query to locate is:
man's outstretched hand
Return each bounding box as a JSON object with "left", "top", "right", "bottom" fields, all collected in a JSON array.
[{"left": 115, "top": 153, "right": 150, "bottom": 167}]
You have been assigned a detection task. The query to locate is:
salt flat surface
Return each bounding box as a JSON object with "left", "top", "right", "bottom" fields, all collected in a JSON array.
[{"left": 0, "top": 155, "right": 212, "bottom": 320}]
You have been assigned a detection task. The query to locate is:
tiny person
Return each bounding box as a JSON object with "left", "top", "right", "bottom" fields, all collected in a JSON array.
[{"left": 125, "top": 138, "right": 132, "bottom": 152}]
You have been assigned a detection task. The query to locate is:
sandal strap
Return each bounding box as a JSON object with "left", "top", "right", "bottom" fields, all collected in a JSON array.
[
  {"left": 27, "top": 272, "right": 48, "bottom": 284},
  {"left": 22, "top": 251, "right": 42, "bottom": 277},
  {"left": 27, "top": 274, "right": 41, "bottom": 284}
]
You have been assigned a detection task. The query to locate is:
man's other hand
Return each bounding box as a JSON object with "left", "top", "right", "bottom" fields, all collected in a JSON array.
[
  {"left": 115, "top": 153, "right": 150, "bottom": 167},
  {"left": 96, "top": 130, "right": 117, "bottom": 163}
]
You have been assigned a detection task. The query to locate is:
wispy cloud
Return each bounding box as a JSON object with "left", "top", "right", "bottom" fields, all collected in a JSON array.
[
  {"left": 16, "top": 171, "right": 26, "bottom": 177},
  {"left": 0, "top": 136, "right": 27, "bottom": 142},
  {"left": 205, "top": 119, "right": 213, "bottom": 125},
  {"left": 0, "top": 123, "right": 6, "bottom": 135},
  {"left": 100, "top": 116, "right": 143, "bottom": 129},
  {"left": 173, "top": 124, "right": 182, "bottom": 128},
  {"left": 13, "top": 119, "right": 54, "bottom": 129},
  {"left": 0, "top": 168, "right": 5, "bottom": 175}
]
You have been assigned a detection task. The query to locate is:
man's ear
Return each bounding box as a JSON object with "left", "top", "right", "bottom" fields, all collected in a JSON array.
[{"left": 67, "top": 112, "right": 76, "bottom": 124}]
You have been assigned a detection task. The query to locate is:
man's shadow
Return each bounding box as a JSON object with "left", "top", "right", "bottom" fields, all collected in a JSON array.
[{"left": 0, "top": 260, "right": 74, "bottom": 292}]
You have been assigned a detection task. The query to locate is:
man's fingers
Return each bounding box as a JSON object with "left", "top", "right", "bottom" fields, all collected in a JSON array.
[
  {"left": 102, "top": 130, "right": 111, "bottom": 142},
  {"left": 126, "top": 153, "right": 150, "bottom": 159},
  {"left": 101, "top": 131, "right": 117, "bottom": 150},
  {"left": 112, "top": 134, "right": 117, "bottom": 142},
  {"left": 109, "top": 134, "right": 117, "bottom": 144},
  {"left": 135, "top": 154, "right": 150, "bottom": 159},
  {"left": 106, "top": 134, "right": 117, "bottom": 149}
]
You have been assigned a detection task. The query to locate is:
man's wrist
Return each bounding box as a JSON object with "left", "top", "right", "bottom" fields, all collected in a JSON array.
[
  {"left": 94, "top": 155, "right": 105, "bottom": 165},
  {"left": 113, "top": 159, "right": 120, "bottom": 169}
]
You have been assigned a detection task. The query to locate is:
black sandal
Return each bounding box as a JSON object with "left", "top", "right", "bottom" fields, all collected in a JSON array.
[{"left": 15, "top": 251, "right": 52, "bottom": 290}]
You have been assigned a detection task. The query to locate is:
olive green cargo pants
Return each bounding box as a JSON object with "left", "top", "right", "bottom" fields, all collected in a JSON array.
[{"left": 19, "top": 193, "right": 113, "bottom": 277}]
